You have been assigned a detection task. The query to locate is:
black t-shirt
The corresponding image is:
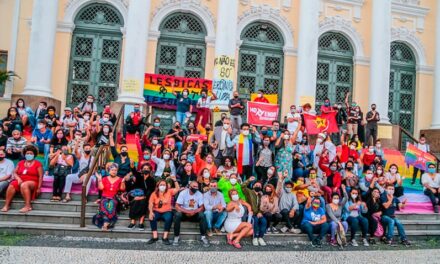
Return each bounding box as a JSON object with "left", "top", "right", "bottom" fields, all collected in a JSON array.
[
  {"left": 347, "top": 107, "right": 360, "bottom": 124},
  {"left": 366, "top": 111, "right": 380, "bottom": 125},
  {"left": 167, "top": 129, "right": 185, "bottom": 143},
  {"left": 228, "top": 98, "right": 244, "bottom": 116}
]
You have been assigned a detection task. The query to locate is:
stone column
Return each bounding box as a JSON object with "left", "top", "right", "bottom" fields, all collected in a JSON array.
[
  {"left": 431, "top": 1, "right": 440, "bottom": 129},
  {"left": 118, "top": 0, "right": 151, "bottom": 104},
  {"left": 212, "top": 0, "right": 238, "bottom": 110},
  {"left": 22, "top": 0, "right": 58, "bottom": 97},
  {"left": 368, "top": 0, "right": 392, "bottom": 123},
  {"left": 294, "top": 0, "right": 320, "bottom": 106}
]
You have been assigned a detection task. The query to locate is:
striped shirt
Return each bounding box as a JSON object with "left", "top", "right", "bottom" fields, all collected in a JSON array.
[{"left": 6, "top": 137, "right": 27, "bottom": 152}]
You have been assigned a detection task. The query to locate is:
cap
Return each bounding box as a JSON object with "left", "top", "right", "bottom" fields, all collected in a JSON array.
[{"left": 64, "top": 107, "right": 72, "bottom": 111}]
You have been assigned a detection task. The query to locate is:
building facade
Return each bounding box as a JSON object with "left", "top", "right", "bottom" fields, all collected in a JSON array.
[{"left": 0, "top": 0, "right": 439, "bottom": 137}]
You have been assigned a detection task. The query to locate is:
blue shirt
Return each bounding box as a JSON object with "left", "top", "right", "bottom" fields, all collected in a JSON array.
[
  {"left": 302, "top": 206, "right": 326, "bottom": 225},
  {"left": 32, "top": 128, "right": 53, "bottom": 146},
  {"left": 176, "top": 93, "right": 192, "bottom": 113},
  {"left": 380, "top": 194, "right": 399, "bottom": 217}
]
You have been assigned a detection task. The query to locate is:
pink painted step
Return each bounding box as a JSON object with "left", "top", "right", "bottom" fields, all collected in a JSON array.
[{"left": 40, "top": 175, "right": 99, "bottom": 195}]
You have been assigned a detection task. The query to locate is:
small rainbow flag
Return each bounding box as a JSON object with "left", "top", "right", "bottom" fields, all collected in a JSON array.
[{"left": 404, "top": 143, "right": 436, "bottom": 171}]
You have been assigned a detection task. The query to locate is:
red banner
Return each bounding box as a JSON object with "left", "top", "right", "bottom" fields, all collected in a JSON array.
[
  {"left": 303, "top": 112, "right": 338, "bottom": 135},
  {"left": 247, "top": 102, "right": 279, "bottom": 126}
]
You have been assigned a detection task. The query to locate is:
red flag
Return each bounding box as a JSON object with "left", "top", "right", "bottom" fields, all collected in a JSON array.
[
  {"left": 247, "top": 102, "right": 279, "bottom": 126},
  {"left": 303, "top": 112, "right": 338, "bottom": 135}
]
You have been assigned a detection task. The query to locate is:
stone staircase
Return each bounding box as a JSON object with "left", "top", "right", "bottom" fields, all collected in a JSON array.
[{"left": 1, "top": 194, "right": 440, "bottom": 242}]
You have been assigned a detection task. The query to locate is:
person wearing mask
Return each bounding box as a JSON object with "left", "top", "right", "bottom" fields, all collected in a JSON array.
[
  {"left": 214, "top": 113, "right": 227, "bottom": 127},
  {"left": 262, "top": 166, "right": 278, "bottom": 187},
  {"left": 275, "top": 125, "right": 301, "bottom": 178},
  {"left": 1, "top": 145, "right": 43, "bottom": 213},
  {"left": 6, "top": 129, "right": 27, "bottom": 160},
  {"left": 216, "top": 156, "right": 237, "bottom": 179},
  {"left": 195, "top": 89, "right": 217, "bottom": 128},
  {"left": 126, "top": 163, "right": 156, "bottom": 230},
  {"left": 203, "top": 180, "right": 227, "bottom": 236},
  {"left": 109, "top": 133, "right": 132, "bottom": 179},
  {"left": 77, "top": 94, "right": 97, "bottom": 114},
  {"left": 177, "top": 161, "right": 197, "bottom": 189},
  {"left": 296, "top": 135, "right": 312, "bottom": 167},
  {"left": 211, "top": 117, "right": 234, "bottom": 166},
  {"left": 268, "top": 121, "right": 282, "bottom": 147},
  {"left": 384, "top": 164, "right": 404, "bottom": 197},
  {"left": 313, "top": 133, "right": 336, "bottom": 176},
  {"left": 319, "top": 161, "right": 342, "bottom": 202},
  {"left": 360, "top": 169, "right": 384, "bottom": 200},
  {"left": 122, "top": 104, "right": 145, "bottom": 143},
  {"left": 58, "top": 107, "right": 77, "bottom": 139},
  {"left": 365, "top": 104, "right": 380, "bottom": 146},
  {"left": 412, "top": 135, "right": 430, "bottom": 185},
  {"left": 292, "top": 151, "right": 307, "bottom": 182},
  {"left": 0, "top": 127, "right": 8, "bottom": 150},
  {"left": 44, "top": 106, "right": 59, "bottom": 132},
  {"left": 253, "top": 90, "right": 269, "bottom": 103},
  {"left": 226, "top": 123, "right": 261, "bottom": 180},
  {"left": 362, "top": 145, "right": 377, "bottom": 172},
  {"left": 218, "top": 173, "right": 246, "bottom": 203},
  {"left": 345, "top": 188, "right": 369, "bottom": 247},
  {"left": 255, "top": 136, "right": 274, "bottom": 182},
  {"left": 2, "top": 107, "right": 23, "bottom": 137},
  {"left": 0, "top": 149, "right": 15, "bottom": 195},
  {"left": 152, "top": 146, "right": 176, "bottom": 178},
  {"left": 228, "top": 91, "right": 244, "bottom": 135},
  {"left": 325, "top": 185, "right": 348, "bottom": 246},
  {"left": 224, "top": 188, "right": 253, "bottom": 249},
  {"left": 173, "top": 181, "right": 210, "bottom": 247},
  {"left": 165, "top": 121, "right": 184, "bottom": 154},
  {"left": 421, "top": 163, "right": 440, "bottom": 213},
  {"left": 320, "top": 98, "right": 334, "bottom": 114},
  {"left": 300, "top": 196, "right": 329, "bottom": 247},
  {"left": 260, "top": 183, "right": 281, "bottom": 233},
  {"left": 380, "top": 185, "right": 410, "bottom": 246},
  {"left": 31, "top": 120, "right": 53, "bottom": 172},
  {"left": 335, "top": 103, "right": 348, "bottom": 145},
  {"left": 49, "top": 145, "right": 74, "bottom": 202},
  {"left": 172, "top": 88, "right": 192, "bottom": 125},
  {"left": 94, "top": 124, "right": 112, "bottom": 147},
  {"left": 345, "top": 92, "right": 361, "bottom": 139},
  {"left": 93, "top": 163, "right": 126, "bottom": 231},
  {"left": 197, "top": 168, "right": 212, "bottom": 193},
  {"left": 365, "top": 188, "right": 383, "bottom": 244},
  {"left": 341, "top": 161, "right": 359, "bottom": 193},
  {"left": 62, "top": 143, "right": 93, "bottom": 203},
  {"left": 34, "top": 101, "right": 48, "bottom": 123},
  {"left": 374, "top": 140, "right": 386, "bottom": 167},
  {"left": 194, "top": 141, "right": 217, "bottom": 177},
  {"left": 277, "top": 172, "right": 301, "bottom": 234},
  {"left": 147, "top": 178, "right": 180, "bottom": 245},
  {"left": 15, "top": 98, "right": 34, "bottom": 128},
  {"left": 286, "top": 105, "right": 302, "bottom": 140}
]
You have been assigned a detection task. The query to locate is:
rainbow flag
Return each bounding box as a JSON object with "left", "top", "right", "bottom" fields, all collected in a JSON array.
[{"left": 404, "top": 143, "right": 436, "bottom": 171}]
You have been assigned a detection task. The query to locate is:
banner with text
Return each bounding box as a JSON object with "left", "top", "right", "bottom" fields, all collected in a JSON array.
[
  {"left": 144, "top": 74, "right": 212, "bottom": 110},
  {"left": 247, "top": 101, "right": 279, "bottom": 126},
  {"left": 405, "top": 143, "right": 437, "bottom": 171},
  {"left": 212, "top": 56, "right": 235, "bottom": 109}
]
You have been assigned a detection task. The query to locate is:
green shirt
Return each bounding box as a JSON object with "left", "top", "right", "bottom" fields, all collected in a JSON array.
[{"left": 218, "top": 177, "right": 246, "bottom": 203}]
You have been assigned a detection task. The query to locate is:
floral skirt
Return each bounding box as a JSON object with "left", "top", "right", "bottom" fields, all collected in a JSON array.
[{"left": 92, "top": 197, "right": 118, "bottom": 228}]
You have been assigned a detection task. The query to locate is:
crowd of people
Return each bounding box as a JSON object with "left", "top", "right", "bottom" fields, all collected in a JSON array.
[{"left": 0, "top": 90, "right": 438, "bottom": 249}]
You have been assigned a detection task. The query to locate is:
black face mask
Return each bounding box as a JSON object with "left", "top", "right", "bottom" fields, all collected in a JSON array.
[
  {"left": 205, "top": 127, "right": 211, "bottom": 131},
  {"left": 234, "top": 95, "right": 239, "bottom": 98},
  {"left": 265, "top": 190, "right": 272, "bottom": 196},
  {"left": 120, "top": 152, "right": 128, "bottom": 157},
  {"left": 142, "top": 170, "right": 150, "bottom": 175},
  {"left": 254, "top": 187, "right": 262, "bottom": 193},
  {"left": 346, "top": 167, "right": 353, "bottom": 171},
  {"left": 190, "top": 187, "right": 198, "bottom": 193},
  {"left": 84, "top": 150, "right": 91, "bottom": 155}
]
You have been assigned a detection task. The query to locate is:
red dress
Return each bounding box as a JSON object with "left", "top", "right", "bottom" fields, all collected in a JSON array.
[
  {"left": 101, "top": 177, "right": 124, "bottom": 198},
  {"left": 10, "top": 160, "right": 42, "bottom": 198}
]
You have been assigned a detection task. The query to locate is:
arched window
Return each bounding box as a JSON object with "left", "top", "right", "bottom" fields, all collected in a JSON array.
[
  {"left": 66, "top": 3, "right": 124, "bottom": 108},
  {"left": 237, "top": 22, "right": 284, "bottom": 107},
  {"left": 389, "top": 41, "right": 416, "bottom": 135},
  {"left": 316, "top": 32, "right": 354, "bottom": 112},
  {"left": 155, "top": 12, "right": 207, "bottom": 78}
]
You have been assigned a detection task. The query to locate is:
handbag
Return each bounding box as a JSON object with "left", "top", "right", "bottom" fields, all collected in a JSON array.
[
  {"left": 53, "top": 164, "right": 71, "bottom": 177},
  {"left": 336, "top": 222, "right": 347, "bottom": 247},
  {"left": 372, "top": 213, "right": 384, "bottom": 237},
  {"left": 78, "top": 156, "right": 92, "bottom": 178}
]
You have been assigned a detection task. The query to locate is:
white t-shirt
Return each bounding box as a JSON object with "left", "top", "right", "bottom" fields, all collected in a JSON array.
[
  {"left": 0, "top": 159, "right": 14, "bottom": 181},
  {"left": 197, "top": 96, "right": 212, "bottom": 109},
  {"left": 176, "top": 189, "right": 204, "bottom": 211},
  {"left": 286, "top": 112, "right": 302, "bottom": 141},
  {"left": 422, "top": 173, "right": 440, "bottom": 189}
]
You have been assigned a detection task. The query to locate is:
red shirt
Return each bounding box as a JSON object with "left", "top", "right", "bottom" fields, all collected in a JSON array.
[
  {"left": 362, "top": 152, "right": 376, "bottom": 166},
  {"left": 320, "top": 105, "right": 334, "bottom": 114},
  {"left": 16, "top": 160, "right": 42, "bottom": 182},
  {"left": 101, "top": 177, "right": 125, "bottom": 198},
  {"left": 253, "top": 97, "right": 269, "bottom": 103},
  {"left": 131, "top": 112, "right": 142, "bottom": 126},
  {"left": 340, "top": 145, "right": 359, "bottom": 163}
]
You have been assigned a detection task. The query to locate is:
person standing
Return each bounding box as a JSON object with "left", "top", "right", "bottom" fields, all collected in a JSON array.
[
  {"left": 195, "top": 89, "right": 217, "bottom": 128},
  {"left": 253, "top": 90, "right": 269, "bottom": 103},
  {"left": 412, "top": 135, "right": 430, "bottom": 185},
  {"left": 345, "top": 92, "right": 361, "bottom": 139},
  {"left": 228, "top": 91, "right": 244, "bottom": 135},
  {"left": 173, "top": 88, "right": 192, "bottom": 125},
  {"left": 365, "top": 104, "right": 380, "bottom": 146}
]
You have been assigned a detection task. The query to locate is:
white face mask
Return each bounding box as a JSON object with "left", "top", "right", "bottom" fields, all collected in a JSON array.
[
  {"left": 231, "top": 194, "right": 239, "bottom": 201},
  {"left": 152, "top": 139, "right": 158, "bottom": 145},
  {"left": 87, "top": 98, "right": 94, "bottom": 103},
  {"left": 283, "top": 134, "right": 290, "bottom": 140},
  {"left": 316, "top": 138, "right": 323, "bottom": 144},
  {"left": 285, "top": 187, "right": 292, "bottom": 193},
  {"left": 223, "top": 124, "right": 230, "bottom": 130},
  {"left": 350, "top": 145, "right": 356, "bottom": 150},
  {"left": 103, "top": 128, "right": 110, "bottom": 133},
  {"left": 37, "top": 124, "right": 43, "bottom": 130},
  {"left": 376, "top": 170, "right": 383, "bottom": 175},
  {"left": 332, "top": 199, "right": 340, "bottom": 205},
  {"left": 230, "top": 178, "right": 237, "bottom": 185},
  {"left": 159, "top": 185, "right": 166, "bottom": 192},
  {"left": 18, "top": 102, "right": 23, "bottom": 107},
  {"left": 369, "top": 148, "right": 374, "bottom": 153},
  {"left": 183, "top": 92, "right": 188, "bottom": 96},
  {"left": 163, "top": 154, "right": 170, "bottom": 160},
  {"left": 351, "top": 194, "right": 358, "bottom": 200},
  {"left": 376, "top": 144, "right": 381, "bottom": 148},
  {"left": 203, "top": 172, "right": 210, "bottom": 179},
  {"left": 387, "top": 189, "right": 394, "bottom": 195},
  {"left": 267, "top": 169, "right": 274, "bottom": 175},
  {"left": 366, "top": 173, "right": 374, "bottom": 181},
  {"left": 84, "top": 116, "right": 90, "bottom": 121},
  {"left": 390, "top": 168, "right": 397, "bottom": 174},
  {"left": 102, "top": 118, "right": 109, "bottom": 122},
  {"left": 242, "top": 130, "right": 249, "bottom": 136}
]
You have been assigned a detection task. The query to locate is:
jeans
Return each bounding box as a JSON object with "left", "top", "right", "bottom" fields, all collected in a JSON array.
[
  {"left": 381, "top": 215, "right": 407, "bottom": 241},
  {"left": 365, "top": 125, "right": 378, "bottom": 146},
  {"left": 36, "top": 143, "right": 50, "bottom": 172},
  {"left": 263, "top": 212, "right": 282, "bottom": 228},
  {"left": 176, "top": 111, "right": 186, "bottom": 125},
  {"left": 252, "top": 215, "right": 267, "bottom": 238},
  {"left": 230, "top": 115, "right": 242, "bottom": 135},
  {"left": 412, "top": 168, "right": 424, "bottom": 184},
  {"left": 367, "top": 215, "right": 379, "bottom": 237},
  {"left": 424, "top": 189, "right": 440, "bottom": 208},
  {"left": 53, "top": 174, "right": 66, "bottom": 197},
  {"left": 347, "top": 215, "right": 369, "bottom": 239},
  {"left": 329, "top": 220, "right": 348, "bottom": 240},
  {"left": 255, "top": 166, "right": 270, "bottom": 182},
  {"left": 174, "top": 211, "right": 207, "bottom": 236},
  {"left": 301, "top": 221, "right": 330, "bottom": 241},
  {"left": 150, "top": 211, "right": 173, "bottom": 232},
  {"left": 280, "top": 209, "right": 300, "bottom": 229},
  {"left": 204, "top": 210, "right": 227, "bottom": 230}
]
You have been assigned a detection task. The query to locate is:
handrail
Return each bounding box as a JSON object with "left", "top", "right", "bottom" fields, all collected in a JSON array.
[
  {"left": 112, "top": 103, "right": 126, "bottom": 147},
  {"left": 398, "top": 125, "right": 440, "bottom": 166}
]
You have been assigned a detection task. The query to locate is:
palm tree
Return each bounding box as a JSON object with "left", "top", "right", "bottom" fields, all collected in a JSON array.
[{"left": 0, "top": 57, "right": 20, "bottom": 85}]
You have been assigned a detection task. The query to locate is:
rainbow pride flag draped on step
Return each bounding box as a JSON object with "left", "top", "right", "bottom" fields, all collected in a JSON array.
[{"left": 404, "top": 143, "right": 437, "bottom": 171}]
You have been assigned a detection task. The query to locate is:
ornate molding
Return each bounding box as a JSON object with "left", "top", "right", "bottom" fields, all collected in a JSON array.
[
  {"left": 320, "top": 0, "right": 365, "bottom": 22},
  {"left": 318, "top": 16, "right": 365, "bottom": 57},
  {"left": 239, "top": 0, "right": 292, "bottom": 11},
  {"left": 391, "top": 0, "right": 429, "bottom": 32},
  {"left": 391, "top": 27, "right": 427, "bottom": 67},
  {"left": 237, "top": 5, "right": 295, "bottom": 51},
  {"left": 149, "top": 0, "right": 216, "bottom": 42}
]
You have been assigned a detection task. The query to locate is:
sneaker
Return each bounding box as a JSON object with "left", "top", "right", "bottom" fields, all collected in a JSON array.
[
  {"left": 162, "top": 238, "right": 171, "bottom": 246},
  {"left": 401, "top": 239, "right": 411, "bottom": 247},
  {"left": 311, "top": 239, "right": 318, "bottom": 248},
  {"left": 434, "top": 205, "right": 439, "bottom": 213},
  {"left": 362, "top": 238, "right": 369, "bottom": 247},
  {"left": 271, "top": 226, "right": 279, "bottom": 234},
  {"left": 173, "top": 236, "right": 180, "bottom": 246},
  {"left": 252, "top": 238, "right": 259, "bottom": 246},
  {"left": 368, "top": 238, "right": 376, "bottom": 245},
  {"left": 201, "top": 236, "right": 210, "bottom": 248},
  {"left": 330, "top": 239, "right": 337, "bottom": 246},
  {"left": 280, "top": 226, "right": 289, "bottom": 233},
  {"left": 146, "top": 238, "right": 158, "bottom": 244},
  {"left": 351, "top": 239, "right": 359, "bottom": 247},
  {"left": 138, "top": 224, "right": 145, "bottom": 231},
  {"left": 221, "top": 226, "right": 226, "bottom": 233},
  {"left": 258, "top": 238, "right": 267, "bottom": 246},
  {"left": 127, "top": 223, "right": 136, "bottom": 229},
  {"left": 207, "top": 229, "right": 213, "bottom": 237},
  {"left": 290, "top": 228, "right": 301, "bottom": 234},
  {"left": 386, "top": 239, "right": 394, "bottom": 246}
]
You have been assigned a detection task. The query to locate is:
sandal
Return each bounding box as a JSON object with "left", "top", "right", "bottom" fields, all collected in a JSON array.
[
  {"left": 62, "top": 197, "right": 72, "bottom": 203},
  {"left": 1, "top": 207, "right": 9, "bottom": 212},
  {"left": 232, "top": 241, "right": 242, "bottom": 249},
  {"left": 94, "top": 199, "right": 101, "bottom": 204},
  {"left": 226, "top": 234, "right": 233, "bottom": 245},
  {"left": 50, "top": 197, "right": 58, "bottom": 202},
  {"left": 19, "top": 207, "right": 32, "bottom": 213}
]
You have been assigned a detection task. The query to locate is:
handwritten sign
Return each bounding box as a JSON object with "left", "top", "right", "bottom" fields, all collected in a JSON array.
[
  {"left": 122, "top": 79, "right": 140, "bottom": 95},
  {"left": 144, "top": 73, "right": 212, "bottom": 110},
  {"left": 214, "top": 56, "right": 235, "bottom": 80},
  {"left": 213, "top": 79, "right": 233, "bottom": 105}
]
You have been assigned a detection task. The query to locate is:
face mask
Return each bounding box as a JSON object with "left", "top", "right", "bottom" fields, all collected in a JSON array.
[
  {"left": 428, "top": 168, "right": 436, "bottom": 174},
  {"left": 376, "top": 144, "right": 381, "bottom": 148},
  {"left": 159, "top": 185, "right": 166, "bottom": 192},
  {"left": 84, "top": 116, "right": 90, "bottom": 121},
  {"left": 283, "top": 134, "right": 290, "bottom": 140},
  {"left": 372, "top": 107, "right": 376, "bottom": 110},
  {"left": 310, "top": 174, "right": 317, "bottom": 179},
  {"left": 190, "top": 187, "right": 198, "bottom": 193},
  {"left": 285, "top": 187, "right": 292, "bottom": 193},
  {"left": 254, "top": 187, "right": 262, "bottom": 192},
  {"left": 183, "top": 92, "right": 188, "bottom": 96},
  {"left": 210, "top": 187, "right": 217, "bottom": 193},
  {"left": 18, "top": 103, "right": 24, "bottom": 107},
  {"left": 63, "top": 150, "right": 69, "bottom": 155},
  {"left": 346, "top": 167, "right": 353, "bottom": 171},
  {"left": 143, "top": 155, "right": 150, "bottom": 160},
  {"left": 223, "top": 124, "right": 230, "bottom": 130},
  {"left": 265, "top": 190, "right": 272, "bottom": 196},
  {"left": 84, "top": 150, "right": 91, "bottom": 155},
  {"left": 351, "top": 194, "right": 358, "bottom": 199},
  {"left": 103, "top": 128, "right": 110, "bottom": 133},
  {"left": 390, "top": 168, "right": 397, "bottom": 174},
  {"left": 366, "top": 173, "right": 374, "bottom": 181},
  {"left": 267, "top": 169, "right": 274, "bottom": 175},
  {"left": 350, "top": 145, "right": 356, "bottom": 150},
  {"left": 387, "top": 190, "right": 394, "bottom": 195},
  {"left": 142, "top": 170, "right": 150, "bottom": 175},
  {"left": 87, "top": 98, "right": 93, "bottom": 103},
  {"left": 154, "top": 122, "right": 160, "bottom": 127},
  {"left": 188, "top": 124, "right": 194, "bottom": 129},
  {"left": 102, "top": 118, "right": 109, "bottom": 122},
  {"left": 330, "top": 166, "right": 337, "bottom": 172},
  {"left": 273, "top": 126, "right": 279, "bottom": 131},
  {"left": 230, "top": 178, "right": 237, "bottom": 185},
  {"left": 261, "top": 130, "right": 268, "bottom": 136},
  {"left": 202, "top": 94, "right": 207, "bottom": 98},
  {"left": 332, "top": 199, "right": 340, "bottom": 205},
  {"left": 258, "top": 93, "right": 262, "bottom": 98},
  {"left": 163, "top": 154, "right": 170, "bottom": 160},
  {"left": 75, "top": 135, "right": 81, "bottom": 140},
  {"left": 134, "top": 108, "right": 140, "bottom": 113},
  {"left": 260, "top": 140, "right": 270, "bottom": 147},
  {"left": 324, "top": 102, "right": 330, "bottom": 106},
  {"left": 25, "top": 154, "right": 34, "bottom": 161},
  {"left": 57, "top": 134, "right": 63, "bottom": 139},
  {"left": 317, "top": 138, "right": 323, "bottom": 144},
  {"left": 312, "top": 203, "right": 320, "bottom": 208},
  {"left": 231, "top": 194, "right": 239, "bottom": 201},
  {"left": 203, "top": 172, "right": 210, "bottom": 179},
  {"left": 37, "top": 124, "right": 43, "bottom": 130},
  {"left": 242, "top": 130, "right": 250, "bottom": 136},
  {"left": 369, "top": 148, "right": 374, "bottom": 153},
  {"left": 376, "top": 170, "right": 383, "bottom": 175},
  {"left": 205, "top": 127, "right": 211, "bottom": 132},
  {"left": 152, "top": 139, "right": 158, "bottom": 145},
  {"left": 225, "top": 162, "right": 231, "bottom": 167},
  {"left": 120, "top": 152, "right": 128, "bottom": 157},
  {"left": 337, "top": 105, "right": 342, "bottom": 109}
]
